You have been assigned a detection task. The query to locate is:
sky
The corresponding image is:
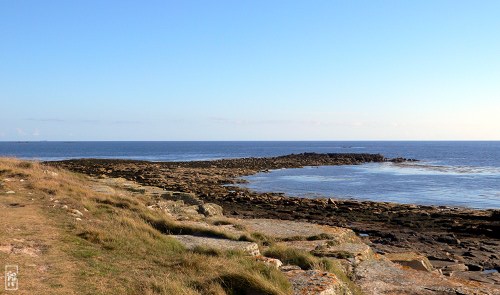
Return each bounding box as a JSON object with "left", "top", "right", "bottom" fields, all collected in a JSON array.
[{"left": 1, "top": 1, "right": 499, "bottom": 141}]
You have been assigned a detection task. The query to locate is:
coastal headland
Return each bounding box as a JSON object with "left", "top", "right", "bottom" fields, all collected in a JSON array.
[
  {"left": 2, "top": 155, "right": 499, "bottom": 294},
  {"left": 51, "top": 153, "right": 500, "bottom": 285}
]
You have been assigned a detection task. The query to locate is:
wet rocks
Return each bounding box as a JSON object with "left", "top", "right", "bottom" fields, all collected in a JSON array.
[
  {"left": 389, "top": 157, "right": 418, "bottom": 163},
  {"left": 437, "top": 234, "right": 461, "bottom": 245}
]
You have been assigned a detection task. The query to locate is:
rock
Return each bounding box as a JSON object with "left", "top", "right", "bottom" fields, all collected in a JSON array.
[
  {"left": 70, "top": 209, "right": 83, "bottom": 217},
  {"left": 280, "top": 265, "right": 302, "bottom": 272},
  {"left": 312, "top": 243, "right": 374, "bottom": 263},
  {"left": 169, "top": 235, "right": 260, "bottom": 256},
  {"left": 384, "top": 252, "right": 433, "bottom": 272},
  {"left": 198, "top": 203, "right": 223, "bottom": 217},
  {"left": 238, "top": 219, "right": 358, "bottom": 243},
  {"left": 255, "top": 256, "right": 283, "bottom": 269},
  {"left": 465, "top": 263, "right": 483, "bottom": 271},
  {"left": 443, "top": 263, "right": 468, "bottom": 272},
  {"left": 163, "top": 192, "right": 203, "bottom": 206},
  {"left": 437, "top": 234, "right": 461, "bottom": 245},
  {"left": 5, "top": 191, "right": 15, "bottom": 194},
  {"left": 43, "top": 170, "right": 58, "bottom": 177},
  {"left": 282, "top": 269, "right": 353, "bottom": 295},
  {"left": 453, "top": 270, "right": 500, "bottom": 285},
  {"left": 355, "top": 259, "right": 484, "bottom": 295}
]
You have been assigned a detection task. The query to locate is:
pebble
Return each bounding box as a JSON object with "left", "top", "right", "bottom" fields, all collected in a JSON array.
[{"left": 70, "top": 209, "right": 83, "bottom": 217}]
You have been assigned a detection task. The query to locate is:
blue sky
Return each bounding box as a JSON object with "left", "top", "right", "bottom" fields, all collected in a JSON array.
[{"left": 1, "top": 1, "right": 499, "bottom": 140}]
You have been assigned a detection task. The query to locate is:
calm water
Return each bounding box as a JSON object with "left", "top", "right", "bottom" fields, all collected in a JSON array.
[{"left": 1, "top": 141, "right": 499, "bottom": 209}]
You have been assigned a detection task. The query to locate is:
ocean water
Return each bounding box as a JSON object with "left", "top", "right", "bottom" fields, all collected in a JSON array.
[{"left": 1, "top": 141, "right": 499, "bottom": 209}]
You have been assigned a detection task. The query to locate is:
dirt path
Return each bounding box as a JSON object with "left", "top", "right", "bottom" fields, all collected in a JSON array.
[{"left": 0, "top": 179, "right": 79, "bottom": 294}]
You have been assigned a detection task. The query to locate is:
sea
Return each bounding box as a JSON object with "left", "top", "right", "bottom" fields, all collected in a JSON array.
[{"left": 1, "top": 141, "right": 499, "bottom": 209}]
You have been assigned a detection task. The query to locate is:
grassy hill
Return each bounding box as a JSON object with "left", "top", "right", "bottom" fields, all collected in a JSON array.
[{"left": 0, "top": 158, "right": 291, "bottom": 294}]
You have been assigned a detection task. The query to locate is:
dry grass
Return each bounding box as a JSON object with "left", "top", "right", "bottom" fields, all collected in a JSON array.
[{"left": 0, "top": 158, "right": 291, "bottom": 294}]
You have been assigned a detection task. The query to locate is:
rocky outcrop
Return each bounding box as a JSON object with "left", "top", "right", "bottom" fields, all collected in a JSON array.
[
  {"left": 354, "top": 259, "right": 495, "bottom": 295},
  {"left": 169, "top": 235, "right": 260, "bottom": 256},
  {"left": 282, "top": 268, "right": 353, "bottom": 295},
  {"left": 312, "top": 242, "right": 374, "bottom": 262},
  {"left": 236, "top": 218, "right": 358, "bottom": 243}
]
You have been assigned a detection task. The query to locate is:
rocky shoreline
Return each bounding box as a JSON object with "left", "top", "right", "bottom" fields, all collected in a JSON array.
[{"left": 50, "top": 153, "right": 500, "bottom": 286}]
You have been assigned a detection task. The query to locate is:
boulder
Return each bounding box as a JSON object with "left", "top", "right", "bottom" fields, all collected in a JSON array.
[
  {"left": 198, "top": 203, "right": 223, "bottom": 217},
  {"left": 385, "top": 252, "right": 433, "bottom": 272},
  {"left": 313, "top": 243, "right": 374, "bottom": 263},
  {"left": 255, "top": 256, "right": 283, "bottom": 269}
]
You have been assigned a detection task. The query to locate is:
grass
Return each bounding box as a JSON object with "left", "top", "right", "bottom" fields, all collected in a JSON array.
[{"left": 0, "top": 158, "right": 291, "bottom": 294}]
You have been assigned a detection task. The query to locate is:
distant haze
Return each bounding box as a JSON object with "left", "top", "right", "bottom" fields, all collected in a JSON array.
[{"left": 1, "top": 1, "right": 499, "bottom": 140}]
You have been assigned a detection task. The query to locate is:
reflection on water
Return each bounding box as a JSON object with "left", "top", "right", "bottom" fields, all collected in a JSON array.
[
  {"left": 386, "top": 162, "right": 500, "bottom": 175},
  {"left": 241, "top": 162, "right": 500, "bottom": 209}
]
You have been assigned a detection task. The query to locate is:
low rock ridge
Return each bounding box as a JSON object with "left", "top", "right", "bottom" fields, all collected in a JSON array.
[{"left": 51, "top": 152, "right": 391, "bottom": 170}]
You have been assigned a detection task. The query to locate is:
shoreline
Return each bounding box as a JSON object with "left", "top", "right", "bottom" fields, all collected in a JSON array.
[{"left": 49, "top": 153, "right": 500, "bottom": 283}]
